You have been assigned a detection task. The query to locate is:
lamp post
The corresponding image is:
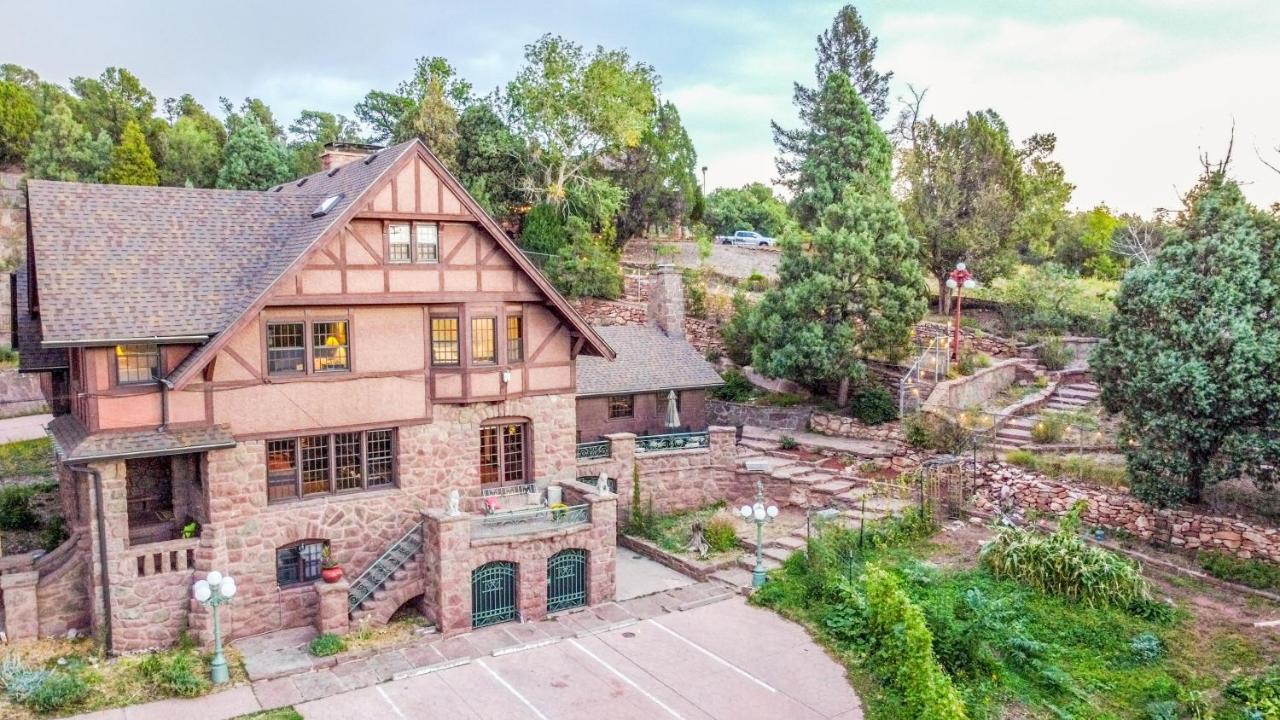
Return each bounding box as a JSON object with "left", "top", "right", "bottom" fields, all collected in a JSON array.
[
  {"left": 945, "top": 262, "right": 977, "bottom": 361},
  {"left": 192, "top": 570, "right": 237, "bottom": 685},
  {"left": 701, "top": 166, "right": 707, "bottom": 195},
  {"left": 738, "top": 478, "right": 779, "bottom": 588}
]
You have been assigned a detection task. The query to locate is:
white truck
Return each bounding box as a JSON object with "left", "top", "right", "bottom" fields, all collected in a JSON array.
[{"left": 715, "top": 230, "right": 776, "bottom": 247}]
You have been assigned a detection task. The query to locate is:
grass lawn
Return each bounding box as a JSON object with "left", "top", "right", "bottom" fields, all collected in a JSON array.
[
  {"left": 753, "top": 516, "right": 1279, "bottom": 719},
  {"left": 234, "top": 709, "right": 302, "bottom": 720},
  {"left": 0, "top": 438, "right": 54, "bottom": 482}
]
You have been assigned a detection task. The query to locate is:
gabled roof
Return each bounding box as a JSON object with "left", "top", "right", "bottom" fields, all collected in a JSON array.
[
  {"left": 576, "top": 325, "right": 723, "bottom": 397},
  {"left": 25, "top": 139, "right": 615, "bottom": 390},
  {"left": 13, "top": 263, "right": 68, "bottom": 372}
]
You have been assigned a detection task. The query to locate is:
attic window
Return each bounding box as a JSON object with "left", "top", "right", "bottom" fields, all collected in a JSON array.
[
  {"left": 363, "top": 153, "right": 379, "bottom": 165},
  {"left": 312, "top": 194, "right": 343, "bottom": 218}
]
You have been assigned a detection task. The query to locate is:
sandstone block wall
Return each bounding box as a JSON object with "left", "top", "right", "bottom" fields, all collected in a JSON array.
[
  {"left": 579, "top": 426, "right": 744, "bottom": 515},
  {"left": 706, "top": 400, "right": 812, "bottom": 432},
  {"left": 808, "top": 412, "right": 905, "bottom": 442}
]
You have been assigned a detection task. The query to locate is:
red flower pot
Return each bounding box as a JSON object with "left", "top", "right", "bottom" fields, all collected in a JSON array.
[{"left": 321, "top": 566, "right": 344, "bottom": 583}]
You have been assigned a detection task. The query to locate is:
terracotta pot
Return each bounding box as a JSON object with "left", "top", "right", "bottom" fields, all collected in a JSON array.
[{"left": 321, "top": 566, "right": 344, "bottom": 583}]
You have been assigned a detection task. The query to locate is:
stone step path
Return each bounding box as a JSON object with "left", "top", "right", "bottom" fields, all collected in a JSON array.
[{"left": 992, "top": 380, "right": 1101, "bottom": 451}]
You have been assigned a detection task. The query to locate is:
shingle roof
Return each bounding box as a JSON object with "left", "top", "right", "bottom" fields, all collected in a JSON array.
[
  {"left": 25, "top": 140, "right": 418, "bottom": 345},
  {"left": 576, "top": 325, "right": 723, "bottom": 397},
  {"left": 48, "top": 414, "right": 236, "bottom": 463},
  {"left": 13, "top": 263, "right": 68, "bottom": 371}
]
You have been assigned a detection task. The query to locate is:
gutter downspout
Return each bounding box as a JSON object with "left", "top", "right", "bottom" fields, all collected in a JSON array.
[
  {"left": 158, "top": 382, "right": 169, "bottom": 433},
  {"left": 67, "top": 464, "right": 112, "bottom": 653}
]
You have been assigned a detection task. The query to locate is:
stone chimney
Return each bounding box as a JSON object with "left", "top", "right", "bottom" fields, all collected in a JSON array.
[
  {"left": 319, "top": 142, "right": 382, "bottom": 171},
  {"left": 647, "top": 264, "right": 686, "bottom": 341}
]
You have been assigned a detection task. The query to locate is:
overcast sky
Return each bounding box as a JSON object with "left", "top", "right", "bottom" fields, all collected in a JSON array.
[{"left": 7, "top": 0, "right": 1279, "bottom": 215}]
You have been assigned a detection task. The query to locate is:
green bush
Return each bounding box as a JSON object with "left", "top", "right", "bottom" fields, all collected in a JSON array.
[
  {"left": 681, "top": 268, "right": 708, "bottom": 319},
  {"left": 903, "top": 413, "right": 969, "bottom": 454},
  {"left": 990, "top": 263, "right": 1113, "bottom": 337},
  {"left": 703, "top": 517, "right": 739, "bottom": 553},
  {"left": 0, "top": 485, "right": 40, "bottom": 531},
  {"left": 0, "top": 347, "right": 18, "bottom": 364},
  {"left": 308, "top": 633, "right": 347, "bottom": 657},
  {"left": 980, "top": 502, "right": 1153, "bottom": 611},
  {"left": 742, "top": 271, "right": 769, "bottom": 292},
  {"left": 27, "top": 671, "right": 88, "bottom": 713},
  {"left": 1199, "top": 551, "right": 1280, "bottom": 592},
  {"left": 757, "top": 392, "right": 806, "bottom": 407},
  {"left": 520, "top": 202, "right": 566, "bottom": 255},
  {"left": 1005, "top": 451, "right": 1128, "bottom": 487},
  {"left": 848, "top": 386, "right": 897, "bottom": 425},
  {"left": 1036, "top": 336, "right": 1073, "bottom": 371},
  {"left": 1030, "top": 413, "right": 1068, "bottom": 444},
  {"left": 710, "top": 369, "right": 754, "bottom": 402},
  {"left": 1129, "top": 632, "right": 1163, "bottom": 664},
  {"left": 861, "top": 565, "right": 970, "bottom": 719},
  {"left": 1224, "top": 665, "right": 1280, "bottom": 719},
  {"left": 719, "top": 291, "right": 756, "bottom": 366},
  {"left": 545, "top": 232, "right": 624, "bottom": 300},
  {"left": 1005, "top": 449, "right": 1037, "bottom": 467},
  {"left": 135, "top": 649, "right": 208, "bottom": 698},
  {"left": 40, "top": 516, "right": 69, "bottom": 552},
  {"left": 778, "top": 435, "right": 799, "bottom": 450}
]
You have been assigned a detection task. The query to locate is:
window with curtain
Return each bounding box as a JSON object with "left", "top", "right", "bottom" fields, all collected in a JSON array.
[
  {"left": 472, "top": 317, "right": 496, "bottom": 364},
  {"left": 115, "top": 343, "right": 160, "bottom": 384},
  {"left": 431, "top": 317, "right": 460, "bottom": 366}
]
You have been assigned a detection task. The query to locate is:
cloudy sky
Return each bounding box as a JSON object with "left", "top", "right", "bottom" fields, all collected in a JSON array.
[{"left": 8, "top": 0, "right": 1280, "bottom": 215}]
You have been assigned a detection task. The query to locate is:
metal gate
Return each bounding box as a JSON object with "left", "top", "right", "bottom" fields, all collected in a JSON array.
[
  {"left": 546, "top": 549, "right": 588, "bottom": 612},
  {"left": 472, "top": 561, "right": 518, "bottom": 628}
]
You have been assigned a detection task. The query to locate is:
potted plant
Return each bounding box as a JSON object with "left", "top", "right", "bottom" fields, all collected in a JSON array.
[{"left": 320, "top": 546, "right": 343, "bottom": 583}]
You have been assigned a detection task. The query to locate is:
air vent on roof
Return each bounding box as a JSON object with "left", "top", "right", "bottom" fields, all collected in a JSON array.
[
  {"left": 363, "top": 152, "right": 380, "bottom": 165},
  {"left": 273, "top": 185, "right": 283, "bottom": 192},
  {"left": 327, "top": 167, "right": 340, "bottom": 177},
  {"left": 296, "top": 177, "right": 308, "bottom": 187},
  {"left": 311, "top": 193, "right": 344, "bottom": 218}
]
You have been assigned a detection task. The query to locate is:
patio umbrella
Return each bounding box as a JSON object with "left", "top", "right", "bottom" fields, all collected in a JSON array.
[{"left": 664, "top": 390, "right": 681, "bottom": 430}]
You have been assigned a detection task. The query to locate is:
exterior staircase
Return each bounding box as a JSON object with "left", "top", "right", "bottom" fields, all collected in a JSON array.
[
  {"left": 348, "top": 522, "right": 425, "bottom": 626},
  {"left": 991, "top": 380, "right": 1101, "bottom": 451}
]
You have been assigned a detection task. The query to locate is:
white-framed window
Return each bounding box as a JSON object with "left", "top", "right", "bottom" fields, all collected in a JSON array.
[
  {"left": 415, "top": 222, "right": 439, "bottom": 263},
  {"left": 388, "top": 222, "right": 412, "bottom": 263}
]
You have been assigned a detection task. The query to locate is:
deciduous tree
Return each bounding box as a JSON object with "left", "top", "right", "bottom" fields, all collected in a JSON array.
[
  {"left": 1092, "top": 172, "right": 1280, "bottom": 505},
  {"left": 26, "top": 101, "right": 111, "bottom": 182},
  {"left": 104, "top": 120, "right": 159, "bottom": 186},
  {"left": 0, "top": 81, "right": 38, "bottom": 164},
  {"left": 703, "top": 183, "right": 791, "bottom": 238},
  {"left": 611, "top": 101, "right": 698, "bottom": 239},
  {"left": 455, "top": 102, "right": 528, "bottom": 218}
]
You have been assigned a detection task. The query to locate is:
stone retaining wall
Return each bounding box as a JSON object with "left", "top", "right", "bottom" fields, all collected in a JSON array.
[
  {"left": 808, "top": 412, "right": 905, "bottom": 442},
  {"left": 973, "top": 463, "right": 1280, "bottom": 563},
  {"left": 570, "top": 297, "right": 723, "bottom": 355},
  {"left": 578, "top": 427, "right": 746, "bottom": 515},
  {"left": 924, "top": 358, "right": 1026, "bottom": 415},
  {"left": 706, "top": 400, "right": 812, "bottom": 432},
  {"left": 0, "top": 367, "right": 46, "bottom": 419}
]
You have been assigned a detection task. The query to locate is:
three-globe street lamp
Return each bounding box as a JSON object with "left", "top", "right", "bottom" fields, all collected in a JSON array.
[
  {"left": 192, "top": 570, "right": 237, "bottom": 685},
  {"left": 945, "top": 262, "right": 978, "bottom": 361},
  {"left": 739, "top": 478, "right": 779, "bottom": 589}
]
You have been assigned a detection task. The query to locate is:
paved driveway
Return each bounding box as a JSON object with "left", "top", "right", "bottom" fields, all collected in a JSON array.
[{"left": 294, "top": 598, "right": 860, "bottom": 720}]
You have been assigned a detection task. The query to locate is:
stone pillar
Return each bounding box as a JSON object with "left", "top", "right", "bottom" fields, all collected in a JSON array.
[
  {"left": 314, "top": 578, "right": 351, "bottom": 636},
  {"left": 424, "top": 509, "right": 473, "bottom": 637},
  {"left": 519, "top": 552, "right": 550, "bottom": 625},
  {"left": 586, "top": 493, "right": 618, "bottom": 604},
  {"left": 646, "top": 264, "right": 686, "bottom": 340},
  {"left": 1, "top": 571, "right": 40, "bottom": 642},
  {"left": 604, "top": 432, "right": 637, "bottom": 518}
]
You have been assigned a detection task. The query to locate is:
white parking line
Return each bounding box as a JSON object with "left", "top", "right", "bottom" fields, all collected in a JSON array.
[
  {"left": 567, "top": 638, "right": 687, "bottom": 720},
  {"left": 375, "top": 685, "right": 409, "bottom": 720},
  {"left": 476, "top": 658, "right": 550, "bottom": 720},
  {"left": 647, "top": 619, "right": 778, "bottom": 693}
]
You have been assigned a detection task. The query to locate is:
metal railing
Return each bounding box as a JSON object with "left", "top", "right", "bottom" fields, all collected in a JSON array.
[
  {"left": 471, "top": 503, "right": 592, "bottom": 539},
  {"left": 899, "top": 336, "right": 950, "bottom": 415},
  {"left": 635, "top": 431, "right": 710, "bottom": 453},
  {"left": 348, "top": 522, "right": 424, "bottom": 612},
  {"left": 576, "top": 440, "right": 611, "bottom": 461}
]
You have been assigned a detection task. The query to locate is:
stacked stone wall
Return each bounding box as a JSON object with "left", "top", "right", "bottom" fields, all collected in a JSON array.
[
  {"left": 570, "top": 298, "right": 723, "bottom": 356},
  {"left": 706, "top": 400, "right": 812, "bottom": 432},
  {"left": 808, "top": 412, "right": 905, "bottom": 443},
  {"left": 0, "top": 368, "right": 47, "bottom": 421}
]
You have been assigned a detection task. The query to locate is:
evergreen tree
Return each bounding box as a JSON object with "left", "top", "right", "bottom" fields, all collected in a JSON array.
[
  {"left": 0, "top": 80, "right": 38, "bottom": 164},
  {"left": 777, "top": 72, "right": 891, "bottom": 227},
  {"left": 1092, "top": 172, "right": 1280, "bottom": 506},
  {"left": 456, "top": 103, "right": 528, "bottom": 218},
  {"left": 104, "top": 120, "right": 159, "bottom": 185},
  {"left": 69, "top": 67, "right": 156, "bottom": 141},
  {"left": 216, "top": 115, "right": 292, "bottom": 190},
  {"left": 26, "top": 101, "right": 111, "bottom": 182},
  {"left": 410, "top": 74, "right": 460, "bottom": 168},
  {"left": 612, "top": 101, "right": 699, "bottom": 239},
  {"left": 160, "top": 116, "right": 221, "bottom": 187}
]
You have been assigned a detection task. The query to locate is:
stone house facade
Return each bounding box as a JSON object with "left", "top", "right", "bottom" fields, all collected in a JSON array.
[{"left": 7, "top": 140, "right": 620, "bottom": 650}]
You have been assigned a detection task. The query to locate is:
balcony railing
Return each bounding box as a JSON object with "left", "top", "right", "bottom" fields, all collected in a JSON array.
[
  {"left": 576, "top": 440, "right": 611, "bottom": 461},
  {"left": 635, "top": 431, "right": 710, "bottom": 454},
  {"left": 471, "top": 503, "right": 592, "bottom": 540}
]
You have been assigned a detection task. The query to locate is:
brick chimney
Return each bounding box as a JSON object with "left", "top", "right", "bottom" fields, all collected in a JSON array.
[
  {"left": 320, "top": 142, "right": 382, "bottom": 171},
  {"left": 647, "top": 264, "right": 686, "bottom": 341}
]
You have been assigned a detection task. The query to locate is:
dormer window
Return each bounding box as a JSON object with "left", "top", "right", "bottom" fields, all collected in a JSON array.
[
  {"left": 387, "top": 222, "right": 439, "bottom": 264},
  {"left": 115, "top": 343, "right": 160, "bottom": 385}
]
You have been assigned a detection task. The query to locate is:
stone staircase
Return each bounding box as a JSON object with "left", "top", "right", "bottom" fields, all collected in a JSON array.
[
  {"left": 348, "top": 522, "right": 426, "bottom": 626},
  {"left": 991, "top": 380, "right": 1101, "bottom": 451}
]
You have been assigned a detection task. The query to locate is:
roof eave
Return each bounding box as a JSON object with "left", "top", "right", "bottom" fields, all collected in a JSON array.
[
  {"left": 41, "top": 334, "right": 211, "bottom": 349},
  {"left": 576, "top": 381, "right": 725, "bottom": 398}
]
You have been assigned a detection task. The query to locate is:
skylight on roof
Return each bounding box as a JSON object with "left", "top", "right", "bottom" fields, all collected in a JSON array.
[{"left": 311, "top": 193, "right": 344, "bottom": 218}]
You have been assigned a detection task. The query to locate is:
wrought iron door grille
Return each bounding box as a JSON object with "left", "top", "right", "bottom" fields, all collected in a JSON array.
[
  {"left": 472, "top": 561, "right": 518, "bottom": 627},
  {"left": 546, "top": 549, "right": 588, "bottom": 612}
]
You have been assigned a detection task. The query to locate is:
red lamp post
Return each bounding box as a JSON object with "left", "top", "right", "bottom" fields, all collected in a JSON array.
[{"left": 945, "top": 262, "right": 976, "bottom": 361}]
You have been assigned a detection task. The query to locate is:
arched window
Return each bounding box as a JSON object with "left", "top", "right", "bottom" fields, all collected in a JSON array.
[{"left": 276, "top": 539, "right": 327, "bottom": 587}]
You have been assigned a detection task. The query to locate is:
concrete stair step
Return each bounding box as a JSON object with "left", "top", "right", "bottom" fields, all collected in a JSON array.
[
  {"left": 1005, "top": 417, "right": 1036, "bottom": 428},
  {"left": 812, "top": 479, "right": 855, "bottom": 495},
  {"left": 709, "top": 567, "right": 756, "bottom": 592},
  {"left": 770, "top": 535, "right": 807, "bottom": 551},
  {"left": 997, "top": 427, "right": 1032, "bottom": 439},
  {"left": 763, "top": 546, "right": 795, "bottom": 564},
  {"left": 841, "top": 508, "right": 889, "bottom": 523},
  {"left": 737, "top": 554, "right": 782, "bottom": 572},
  {"left": 769, "top": 465, "right": 811, "bottom": 480},
  {"left": 833, "top": 487, "right": 874, "bottom": 503},
  {"left": 1058, "top": 387, "right": 1099, "bottom": 398}
]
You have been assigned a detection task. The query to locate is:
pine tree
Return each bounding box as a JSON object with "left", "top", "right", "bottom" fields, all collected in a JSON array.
[
  {"left": 26, "top": 101, "right": 111, "bottom": 182},
  {"left": 1092, "top": 172, "right": 1280, "bottom": 506},
  {"left": 159, "top": 116, "right": 221, "bottom": 187},
  {"left": 103, "top": 120, "right": 159, "bottom": 185},
  {"left": 778, "top": 72, "right": 891, "bottom": 227},
  {"left": 216, "top": 115, "right": 292, "bottom": 190}
]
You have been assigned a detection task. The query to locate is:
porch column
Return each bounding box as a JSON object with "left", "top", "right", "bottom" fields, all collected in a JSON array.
[
  {"left": 603, "top": 432, "right": 637, "bottom": 517},
  {"left": 585, "top": 492, "right": 618, "bottom": 605},
  {"left": 314, "top": 578, "right": 351, "bottom": 636},
  {"left": 0, "top": 571, "right": 40, "bottom": 642}
]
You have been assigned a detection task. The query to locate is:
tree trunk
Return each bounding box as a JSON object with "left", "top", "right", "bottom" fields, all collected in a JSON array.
[
  {"left": 837, "top": 377, "right": 850, "bottom": 407},
  {"left": 1187, "top": 464, "right": 1204, "bottom": 504},
  {"left": 937, "top": 274, "right": 950, "bottom": 315}
]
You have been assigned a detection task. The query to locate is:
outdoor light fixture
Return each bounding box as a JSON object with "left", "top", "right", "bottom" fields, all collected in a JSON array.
[
  {"left": 739, "top": 479, "right": 778, "bottom": 588},
  {"left": 192, "top": 570, "right": 237, "bottom": 684},
  {"left": 946, "top": 262, "right": 977, "bottom": 361}
]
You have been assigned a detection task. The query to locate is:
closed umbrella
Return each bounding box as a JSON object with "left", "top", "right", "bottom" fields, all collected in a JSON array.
[{"left": 664, "top": 390, "right": 681, "bottom": 430}]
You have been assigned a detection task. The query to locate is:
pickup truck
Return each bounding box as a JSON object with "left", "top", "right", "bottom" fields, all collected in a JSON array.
[{"left": 715, "top": 230, "right": 776, "bottom": 247}]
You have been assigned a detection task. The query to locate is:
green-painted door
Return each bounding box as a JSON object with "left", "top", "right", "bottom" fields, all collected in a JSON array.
[
  {"left": 472, "top": 561, "right": 518, "bottom": 627},
  {"left": 547, "top": 549, "right": 588, "bottom": 613}
]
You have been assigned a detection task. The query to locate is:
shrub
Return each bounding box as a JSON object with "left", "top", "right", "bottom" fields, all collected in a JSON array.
[
  {"left": 0, "top": 656, "right": 50, "bottom": 706},
  {"left": 1129, "top": 632, "right": 1163, "bottom": 664},
  {"left": 703, "top": 517, "right": 739, "bottom": 553},
  {"left": 0, "top": 485, "right": 39, "bottom": 531},
  {"left": 705, "top": 348, "right": 722, "bottom": 363},
  {"left": 520, "top": 202, "right": 565, "bottom": 255},
  {"left": 135, "top": 649, "right": 207, "bottom": 698},
  {"left": 1030, "top": 413, "right": 1068, "bottom": 444},
  {"left": 710, "top": 369, "right": 754, "bottom": 402},
  {"left": 1036, "top": 336, "right": 1073, "bottom": 371},
  {"left": 27, "top": 671, "right": 88, "bottom": 713},
  {"left": 757, "top": 392, "right": 806, "bottom": 407},
  {"left": 1005, "top": 449, "right": 1037, "bottom": 468},
  {"left": 308, "top": 633, "right": 347, "bottom": 657},
  {"left": 903, "top": 413, "right": 969, "bottom": 454},
  {"left": 861, "top": 565, "right": 969, "bottom": 720},
  {"left": 40, "top": 516, "right": 69, "bottom": 552},
  {"left": 1144, "top": 700, "right": 1178, "bottom": 720},
  {"left": 778, "top": 435, "right": 799, "bottom": 450},
  {"left": 1005, "top": 451, "right": 1128, "bottom": 487},
  {"left": 545, "top": 232, "right": 623, "bottom": 299},
  {"left": 980, "top": 502, "right": 1153, "bottom": 611},
  {"left": 0, "top": 347, "right": 17, "bottom": 364},
  {"left": 1199, "top": 551, "right": 1280, "bottom": 592},
  {"left": 1224, "top": 666, "right": 1280, "bottom": 719},
  {"left": 719, "top": 291, "right": 756, "bottom": 366},
  {"left": 848, "top": 386, "right": 897, "bottom": 425},
  {"left": 681, "top": 267, "right": 708, "bottom": 319},
  {"left": 742, "top": 271, "right": 769, "bottom": 292}
]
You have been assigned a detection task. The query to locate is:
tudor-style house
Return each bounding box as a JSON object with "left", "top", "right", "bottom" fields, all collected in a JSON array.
[{"left": 10, "top": 140, "right": 620, "bottom": 651}]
